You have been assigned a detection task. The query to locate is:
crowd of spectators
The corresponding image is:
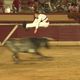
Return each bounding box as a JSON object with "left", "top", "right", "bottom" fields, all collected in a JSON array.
[{"left": 0, "top": 0, "right": 80, "bottom": 13}]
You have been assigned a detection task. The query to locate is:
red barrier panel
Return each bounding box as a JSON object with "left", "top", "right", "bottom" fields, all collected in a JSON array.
[{"left": 0, "top": 25, "right": 80, "bottom": 42}]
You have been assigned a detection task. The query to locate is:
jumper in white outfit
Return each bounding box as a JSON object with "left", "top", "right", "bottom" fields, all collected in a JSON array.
[{"left": 26, "top": 14, "right": 49, "bottom": 30}]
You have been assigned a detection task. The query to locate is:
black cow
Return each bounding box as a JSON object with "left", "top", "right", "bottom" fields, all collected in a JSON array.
[{"left": 5, "top": 37, "right": 50, "bottom": 63}]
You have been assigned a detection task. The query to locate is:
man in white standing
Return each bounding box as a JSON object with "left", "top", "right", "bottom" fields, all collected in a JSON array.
[{"left": 23, "top": 12, "right": 49, "bottom": 34}]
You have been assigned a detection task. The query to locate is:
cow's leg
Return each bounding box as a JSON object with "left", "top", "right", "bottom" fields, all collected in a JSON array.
[
  {"left": 34, "top": 51, "right": 45, "bottom": 57},
  {"left": 34, "top": 51, "right": 53, "bottom": 60},
  {"left": 5, "top": 40, "right": 20, "bottom": 63},
  {"left": 44, "top": 40, "right": 50, "bottom": 49},
  {"left": 12, "top": 52, "right": 20, "bottom": 63},
  {"left": 32, "top": 49, "right": 48, "bottom": 58}
]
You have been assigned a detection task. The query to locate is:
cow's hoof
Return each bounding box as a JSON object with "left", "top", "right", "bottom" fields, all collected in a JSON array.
[
  {"left": 38, "top": 56, "right": 53, "bottom": 61},
  {"left": 12, "top": 56, "right": 20, "bottom": 64},
  {"left": 14, "top": 60, "right": 19, "bottom": 64}
]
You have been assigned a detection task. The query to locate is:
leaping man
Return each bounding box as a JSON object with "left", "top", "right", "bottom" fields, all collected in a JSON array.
[{"left": 23, "top": 11, "right": 49, "bottom": 34}]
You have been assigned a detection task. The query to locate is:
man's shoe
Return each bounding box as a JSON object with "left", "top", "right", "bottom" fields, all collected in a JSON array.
[{"left": 23, "top": 22, "right": 26, "bottom": 29}]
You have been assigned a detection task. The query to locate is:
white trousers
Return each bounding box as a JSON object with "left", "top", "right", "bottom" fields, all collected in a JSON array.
[{"left": 26, "top": 22, "right": 49, "bottom": 28}]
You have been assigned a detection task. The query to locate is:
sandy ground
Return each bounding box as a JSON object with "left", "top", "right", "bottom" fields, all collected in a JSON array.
[{"left": 0, "top": 46, "right": 80, "bottom": 80}]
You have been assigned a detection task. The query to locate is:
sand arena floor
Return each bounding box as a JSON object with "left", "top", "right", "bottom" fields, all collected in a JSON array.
[{"left": 0, "top": 46, "right": 80, "bottom": 80}]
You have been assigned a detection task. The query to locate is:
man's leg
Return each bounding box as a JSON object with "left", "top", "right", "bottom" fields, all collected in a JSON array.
[
  {"left": 22, "top": 23, "right": 35, "bottom": 29},
  {"left": 39, "top": 22, "right": 49, "bottom": 28}
]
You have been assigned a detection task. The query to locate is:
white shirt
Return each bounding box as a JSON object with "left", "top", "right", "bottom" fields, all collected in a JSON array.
[{"left": 33, "top": 14, "right": 49, "bottom": 29}]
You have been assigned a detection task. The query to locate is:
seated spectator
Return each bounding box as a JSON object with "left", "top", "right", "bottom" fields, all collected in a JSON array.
[
  {"left": 62, "top": 0, "right": 68, "bottom": 5},
  {"left": 77, "top": 0, "right": 80, "bottom": 12},
  {"left": 38, "top": 0, "right": 53, "bottom": 12},
  {"left": 12, "top": 0, "right": 21, "bottom": 13},
  {"left": 34, "top": 0, "right": 39, "bottom": 12},
  {"left": 68, "top": 3, "right": 80, "bottom": 21},
  {"left": 68, "top": 3, "right": 79, "bottom": 13},
  {"left": 5, "top": 5, "right": 11, "bottom": 13},
  {"left": 0, "top": 0, "right": 4, "bottom": 13},
  {"left": 27, "top": 0, "right": 35, "bottom": 11}
]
